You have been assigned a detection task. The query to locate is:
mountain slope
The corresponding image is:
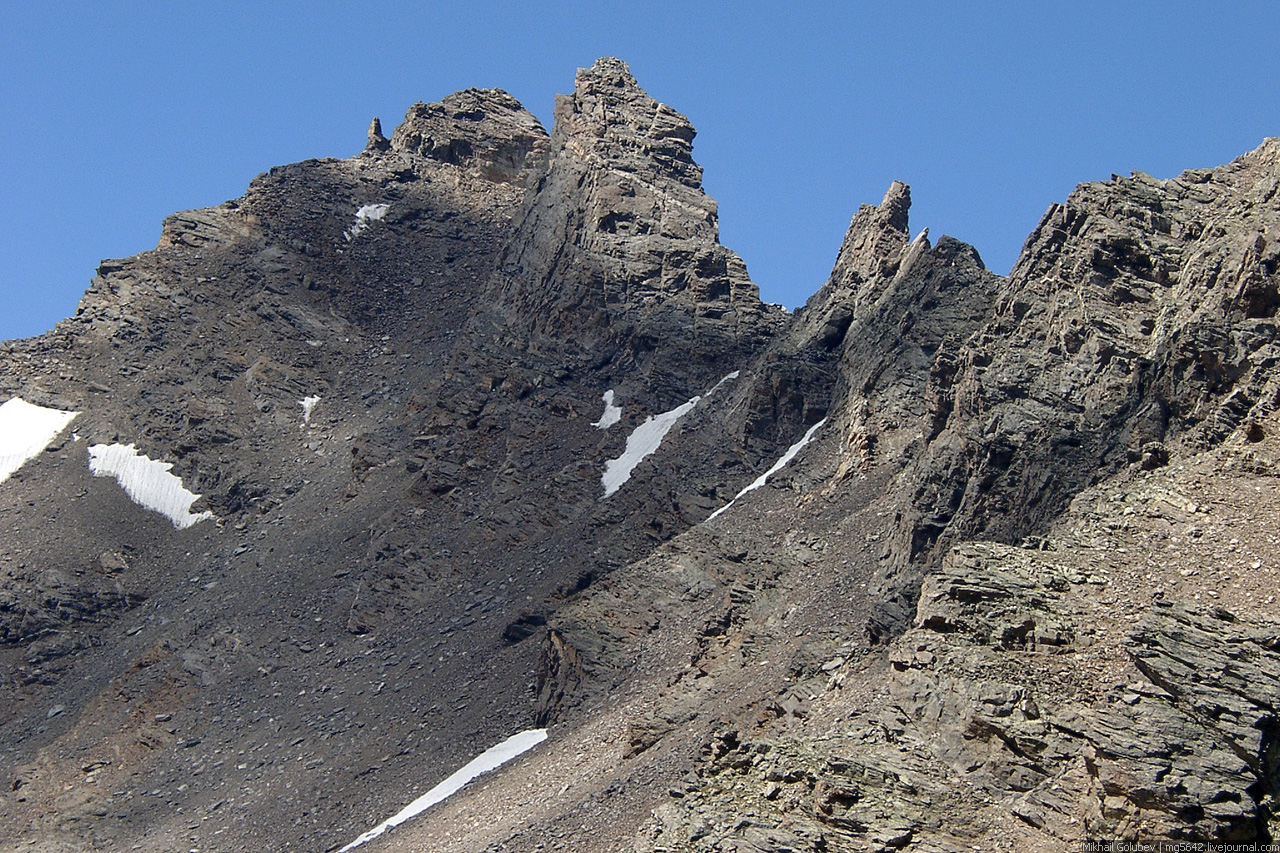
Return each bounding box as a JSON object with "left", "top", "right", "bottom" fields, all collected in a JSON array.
[
  {"left": 0, "top": 59, "right": 796, "bottom": 853},
  {"left": 1, "top": 59, "right": 1279, "bottom": 853}
]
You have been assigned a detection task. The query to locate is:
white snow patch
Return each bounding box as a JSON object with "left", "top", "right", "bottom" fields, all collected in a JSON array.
[
  {"left": 600, "top": 371, "right": 741, "bottom": 498},
  {"left": 601, "top": 396, "right": 698, "bottom": 497},
  {"left": 707, "top": 370, "right": 740, "bottom": 394},
  {"left": 590, "top": 389, "right": 622, "bottom": 430},
  {"left": 707, "top": 418, "right": 827, "bottom": 522},
  {"left": 337, "top": 728, "right": 548, "bottom": 852},
  {"left": 87, "top": 444, "right": 214, "bottom": 529},
  {"left": 345, "top": 203, "right": 390, "bottom": 241},
  {"left": 0, "top": 398, "right": 79, "bottom": 484},
  {"left": 301, "top": 395, "right": 321, "bottom": 425}
]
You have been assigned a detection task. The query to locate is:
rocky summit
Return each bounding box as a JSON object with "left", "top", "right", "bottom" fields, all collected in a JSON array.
[{"left": 2, "top": 57, "right": 1280, "bottom": 852}]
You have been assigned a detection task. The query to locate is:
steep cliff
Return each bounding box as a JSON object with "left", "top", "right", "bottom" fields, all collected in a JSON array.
[{"left": 472, "top": 57, "right": 783, "bottom": 388}]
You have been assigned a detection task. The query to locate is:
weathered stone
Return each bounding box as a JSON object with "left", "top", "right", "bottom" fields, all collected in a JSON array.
[{"left": 4, "top": 56, "right": 1280, "bottom": 853}]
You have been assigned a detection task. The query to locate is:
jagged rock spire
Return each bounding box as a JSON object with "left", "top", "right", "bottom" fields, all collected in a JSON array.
[
  {"left": 552, "top": 57, "right": 703, "bottom": 190},
  {"left": 365, "top": 116, "right": 389, "bottom": 152},
  {"left": 472, "top": 57, "right": 784, "bottom": 388},
  {"left": 785, "top": 180, "right": 922, "bottom": 353}
]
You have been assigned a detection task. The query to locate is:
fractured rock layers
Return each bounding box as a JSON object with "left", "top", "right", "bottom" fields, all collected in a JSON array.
[{"left": 2, "top": 57, "right": 1280, "bottom": 853}]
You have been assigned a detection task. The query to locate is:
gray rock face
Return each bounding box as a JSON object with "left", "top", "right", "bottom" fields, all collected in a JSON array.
[
  {"left": 0, "top": 59, "right": 792, "bottom": 853},
  {"left": 630, "top": 549, "right": 1280, "bottom": 850},
  {"left": 624, "top": 419, "right": 1280, "bottom": 849},
  {"left": 388, "top": 88, "right": 550, "bottom": 185},
  {"left": 896, "top": 547, "right": 1278, "bottom": 843},
  {"left": 474, "top": 58, "right": 785, "bottom": 396},
  {"left": 857, "top": 137, "right": 1280, "bottom": 641},
  {"left": 3, "top": 57, "right": 1280, "bottom": 853}
]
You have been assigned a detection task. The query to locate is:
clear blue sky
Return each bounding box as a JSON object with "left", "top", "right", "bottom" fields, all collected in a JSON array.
[{"left": 3, "top": 2, "right": 1279, "bottom": 341}]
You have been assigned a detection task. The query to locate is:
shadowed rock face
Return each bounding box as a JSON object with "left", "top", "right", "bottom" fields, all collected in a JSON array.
[
  {"left": 0, "top": 58, "right": 787, "bottom": 853},
  {"left": 473, "top": 58, "right": 786, "bottom": 396},
  {"left": 3, "top": 57, "right": 1280, "bottom": 853},
  {"left": 0, "top": 84, "right": 558, "bottom": 853}
]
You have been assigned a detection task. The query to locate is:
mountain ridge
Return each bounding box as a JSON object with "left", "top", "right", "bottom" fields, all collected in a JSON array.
[{"left": 2, "top": 58, "right": 1279, "bottom": 852}]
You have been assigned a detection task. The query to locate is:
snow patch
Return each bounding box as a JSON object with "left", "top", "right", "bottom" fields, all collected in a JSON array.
[
  {"left": 601, "top": 396, "right": 699, "bottom": 497},
  {"left": 345, "top": 203, "right": 390, "bottom": 240},
  {"left": 707, "top": 418, "right": 827, "bottom": 522},
  {"left": 707, "top": 370, "right": 740, "bottom": 394},
  {"left": 87, "top": 444, "right": 214, "bottom": 529},
  {"left": 600, "top": 371, "right": 740, "bottom": 498},
  {"left": 0, "top": 398, "right": 78, "bottom": 484},
  {"left": 590, "top": 389, "right": 621, "bottom": 430},
  {"left": 337, "top": 729, "right": 548, "bottom": 852},
  {"left": 301, "top": 395, "right": 321, "bottom": 425}
]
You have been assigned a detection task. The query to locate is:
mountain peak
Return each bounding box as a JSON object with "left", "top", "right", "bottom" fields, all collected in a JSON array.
[
  {"left": 576, "top": 55, "right": 639, "bottom": 89},
  {"left": 466, "top": 59, "right": 782, "bottom": 390},
  {"left": 4, "top": 60, "right": 1280, "bottom": 853},
  {"left": 553, "top": 57, "right": 701, "bottom": 189},
  {"left": 388, "top": 88, "right": 549, "bottom": 184}
]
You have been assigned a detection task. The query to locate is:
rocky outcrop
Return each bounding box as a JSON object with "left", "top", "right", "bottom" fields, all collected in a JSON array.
[
  {"left": 393, "top": 59, "right": 794, "bottom": 593},
  {"left": 0, "top": 60, "right": 802, "bottom": 853},
  {"left": 3, "top": 57, "right": 1280, "bottom": 853},
  {"left": 860, "top": 137, "right": 1280, "bottom": 640},
  {"left": 514, "top": 139, "right": 1280, "bottom": 853},
  {"left": 386, "top": 88, "right": 550, "bottom": 185},
  {"left": 471, "top": 58, "right": 785, "bottom": 397},
  {"left": 638, "top": 436, "right": 1280, "bottom": 849},
  {"left": 893, "top": 547, "right": 1279, "bottom": 843}
]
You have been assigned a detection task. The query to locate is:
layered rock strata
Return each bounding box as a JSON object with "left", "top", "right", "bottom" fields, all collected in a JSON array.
[{"left": 2, "top": 58, "right": 1280, "bottom": 853}]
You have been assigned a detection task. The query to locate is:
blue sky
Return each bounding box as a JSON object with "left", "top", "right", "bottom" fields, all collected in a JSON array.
[{"left": 3, "top": 2, "right": 1279, "bottom": 341}]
